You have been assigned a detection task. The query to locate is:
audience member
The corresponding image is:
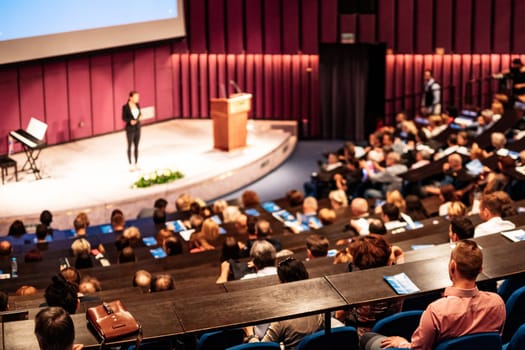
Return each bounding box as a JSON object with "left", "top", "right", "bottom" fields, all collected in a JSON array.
[
  {"left": 111, "top": 210, "right": 126, "bottom": 234},
  {"left": 16, "top": 285, "right": 37, "bottom": 296},
  {"left": 302, "top": 197, "right": 318, "bottom": 216},
  {"left": 329, "top": 189, "right": 348, "bottom": 210},
  {"left": 447, "top": 201, "right": 467, "bottom": 218},
  {"left": 449, "top": 217, "right": 475, "bottom": 242},
  {"left": 368, "top": 219, "right": 387, "bottom": 235},
  {"left": 0, "top": 291, "right": 8, "bottom": 311},
  {"left": 380, "top": 203, "right": 400, "bottom": 223},
  {"left": 438, "top": 184, "right": 459, "bottom": 216},
  {"left": 71, "top": 238, "right": 90, "bottom": 258},
  {"left": 223, "top": 206, "right": 242, "bottom": 223},
  {"left": 364, "top": 152, "right": 408, "bottom": 198},
  {"left": 34, "top": 307, "right": 82, "bottom": 350},
  {"left": 153, "top": 208, "right": 167, "bottom": 231},
  {"left": 212, "top": 200, "right": 228, "bottom": 215},
  {"left": 39, "top": 209, "right": 54, "bottom": 236},
  {"left": 73, "top": 212, "right": 89, "bottom": 237},
  {"left": 8, "top": 219, "right": 26, "bottom": 237},
  {"left": 133, "top": 269, "right": 152, "bottom": 292},
  {"left": 286, "top": 189, "right": 305, "bottom": 207},
  {"left": 405, "top": 195, "right": 428, "bottom": 221},
  {"left": 234, "top": 214, "right": 248, "bottom": 235},
  {"left": 24, "top": 248, "right": 43, "bottom": 263},
  {"left": 122, "top": 226, "right": 141, "bottom": 247},
  {"left": 241, "top": 240, "right": 277, "bottom": 280},
  {"left": 318, "top": 208, "right": 336, "bottom": 225},
  {"left": 362, "top": 240, "right": 505, "bottom": 349},
  {"left": 137, "top": 198, "right": 168, "bottom": 218},
  {"left": 385, "top": 190, "right": 406, "bottom": 213},
  {"left": 475, "top": 192, "right": 516, "bottom": 237},
  {"left": 35, "top": 224, "right": 49, "bottom": 250},
  {"left": 0, "top": 241, "right": 13, "bottom": 257},
  {"left": 200, "top": 218, "right": 220, "bottom": 244},
  {"left": 118, "top": 246, "right": 136, "bottom": 263},
  {"left": 242, "top": 190, "right": 261, "bottom": 208},
  {"left": 306, "top": 234, "right": 329, "bottom": 260},
  {"left": 163, "top": 236, "right": 183, "bottom": 256},
  {"left": 79, "top": 276, "right": 102, "bottom": 294},
  {"left": 152, "top": 274, "right": 175, "bottom": 292},
  {"left": 44, "top": 275, "right": 78, "bottom": 314}
]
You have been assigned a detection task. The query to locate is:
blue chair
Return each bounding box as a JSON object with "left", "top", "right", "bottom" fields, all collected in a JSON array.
[
  {"left": 371, "top": 310, "right": 423, "bottom": 341},
  {"left": 196, "top": 328, "right": 245, "bottom": 350},
  {"left": 295, "top": 326, "right": 358, "bottom": 350},
  {"left": 503, "top": 323, "right": 525, "bottom": 350},
  {"left": 434, "top": 332, "right": 502, "bottom": 350},
  {"left": 226, "top": 343, "right": 281, "bottom": 350},
  {"left": 498, "top": 274, "right": 525, "bottom": 302},
  {"left": 503, "top": 285, "right": 525, "bottom": 343}
]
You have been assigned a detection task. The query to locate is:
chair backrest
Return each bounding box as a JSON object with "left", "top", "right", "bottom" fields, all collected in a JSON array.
[
  {"left": 226, "top": 342, "right": 281, "bottom": 350},
  {"left": 196, "top": 328, "right": 245, "bottom": 350},
  {"left": 295, "top": 326, "right": 358, "bottom": 350},
  {"left": 434, "top": 332, "right": 502, "bottom": 350},
  {"left": 0, "top": 310, "right": 28, "bottom": 323},
  {"left": 498, "top": 274, "right": 525, "bottom": 303},
  {"left": 503, "top": 285, "right": 525, "bottom": 343},
  {"left": 505, "top": 323, "right": 525, "bottom": 350},
  {"left": 371, "top": 310, "right": 423, "bottom": 340}
]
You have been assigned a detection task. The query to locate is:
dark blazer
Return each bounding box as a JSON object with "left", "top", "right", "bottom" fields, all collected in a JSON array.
[{"left": 122, "top": 102, "right": 141, "bottom": 131}]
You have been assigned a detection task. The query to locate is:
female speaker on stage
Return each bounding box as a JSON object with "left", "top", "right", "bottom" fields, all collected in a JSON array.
[{"left": 122, "top": 91, "right": 141, "bottom": 171}]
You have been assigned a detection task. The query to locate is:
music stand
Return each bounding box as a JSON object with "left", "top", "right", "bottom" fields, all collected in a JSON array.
[
  {"left": 20, "top": 117, "right": 47, "bottom": 180},
  {"left": 0, "top": 310, "right": 29, "bottom": 350}
]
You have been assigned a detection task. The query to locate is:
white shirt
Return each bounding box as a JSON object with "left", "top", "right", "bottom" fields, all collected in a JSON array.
[
  {"left": 474, "top": 217, "right": 516, "bottom": 237},
  {"left": 240, "top": 266, "right": 277, "bottom": 280}
]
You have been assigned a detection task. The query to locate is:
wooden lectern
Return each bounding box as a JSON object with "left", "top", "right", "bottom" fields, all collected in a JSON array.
[{"left": 210, "top": 93, "right": 252, "bottom": 151}]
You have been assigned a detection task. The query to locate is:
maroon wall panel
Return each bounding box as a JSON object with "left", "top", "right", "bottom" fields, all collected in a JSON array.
[
  {"left": 226, "top": 0, "right": 244, "bottom": 53},
  {"left": 188, "top": 0, "right": 207, "bottom": 53},
  {"left": 236, "top": 54, "right": 246, "bottom": 93},
  {"left": 180, "top": 54, "right": 191, "bottom": 117},
  {"left": 415, "top": 1, "right": 432, "bottom": 53},
  {"left": 513, "top": 1, "right": 525, "bottom": 52},
  {"left": 472, "top": 0, "right": 492, "bottom": 53},
  {"left": 208, "top": 54, "right": 219, "bottom": 100},
  {"left": 155, "top": 45, "right": 174, "bottom": 120},
  {"left": 43, "top": 62, "right": 69, "bottom": 144},
  {"left": 19, "top": 65, "right": 45, "bottom": 137},
  {"left": 309, "top": 56, "right": 320, "bottom": 135},
  {"left": 216, "top": 55, "right": 227, "bottom": 100},
  {"left": 301, "top": 0, "right": 319, "bottom": 54},
  {"left": 245, "top": 0, "right": 263, "bottom": 53},
  {"left": 434, "top": 0, "right": 453, "bottom": 53},
  {"left": 226, "top": 54, "right": 236, "bottom": 96},
  {"left": 272, "top": 56, "right": 283, "bottom": 117},
  {"left": 208, "top": 0, "right": 226, "bottom": 53},
  {"left": 90, "top": 55, "right": 115, "bottom": 134},
  {"left": 254, "top": 55, "right": 264, "bottom": 117},
  {"left": 339, "top": 15, "right": 357, "bottom": 39},
  {"left": 134, "top": 48, "right": 155, "bottom": 124},
  {"left": 282, "top": 0, "right": 300, "bottom": 54},
  {"left": 358, "top": 15, "right": 376, "bottom": 43},
  {"left": 199, "top": 54, "right": 209, "bottom": 117},
  {"left": 263, "top": 0, "right": 282, "bottom": 53},
  {"left": 320, "top": 0, "right": 338, "bottom": 43},
  {"left": 493, "top": 0, "right": 511, "bottom": 53},
  {"left": 245, "top": 54, "right": 255, "bottom": 117},
  {"left": 190, "top": 54, "right": 200, "bottom": 117},
  {"left": 454, "top": 0, "right": 472, "bottom": 53},
  {"left": 263, "top": 55, "right": 273, "bottom": 117},
  {"left": 378, "top": 0, "right": 396, "bottom": 50},
  {"left": 67, "top": 58, "right": 92, "bottom": 140},
  {"left": 112, "top": 52, "right": 134, "bottom": 129},
  {"left": 0, "top": 69, "right": 20, "bottom": 155},
  {"left": 396, "top": 0, "right": 415, "bottom": 53},
  {"left": 282, "top": 55, "right": 292, "bottom": 118},
  {"left": 291, "top": 55, "right": 301, "bottom": 119}
]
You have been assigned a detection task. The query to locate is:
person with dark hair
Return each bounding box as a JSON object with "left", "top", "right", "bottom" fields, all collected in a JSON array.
[
  {"left": 110, "top": 210, "right": 125, "bottom": 235},
  {"left": 123, "top": 90, "right": 142, "bottom": 171},
  {"left": 152, "top": 274, "right": 175, "bottom": 292},
  {"left": 405, "top": 195, "right": 428, "bottom": 221},
  {"left": 35, "top": 224, "right": 49, "bottom": 250},
  {"left": 44, "top": 275, "right": 78, "bottom": 314},
  {"left": 220, "top": 236, "right": 241, "bottom": 262},
  {"left": 381, "top": 203, "right": 400, "bottom": 223},
  {"left": 241, "top": 190, "right": 261, "bottom": 208},
  {"left": 74, "top": 252, "right": 93, "bottom": 269},
  {"left": 305, "top": 234, "right": 329, "bottom": 259},
  {"left": 35, "top": 307, "right": 82, "bottom": 350},
  {"left": 153, "top": 208, "right": 167, "bottom": 231},
  {"left": 163, "top": 236, "right": 183, "bottom": 256},
  {"left": 421, "top": 68, "right": 441, "bottom": 116},
  {"left": 286, "top": 189, "right": 305, "bottom": 207},
  {"left": 39, "top": 210, "right": 54, "bottom": 236},
  {"left": 245, "top": 258, "right": 324, "bottom": 349},
  {"left": 241, "top": 240, "right": 277, "bottom": 280},
  {"left": 368, "top": 219, "right": 387, "bottom": 235},
  {"left": 362, "top": 240, "right": 505, "bottom": 349},
  {"left": 8, "top": 219, "right": 26, "bottom": 237},
  {"left": 137, "top": 198, "right": 169, "bottom": 219},
  {"left": 0, "top": 291, "right": 8, "bottom": 311},
  {"left": 449, "top": 217, "right": 475, "bottom": 242},
  {"left": 72, "top": 213, "right": 89, "bottom": 237},
  {"left": 336, "top": 235, "right": 404, "bottom": 337},
  {"left": 118, "top": 246, "right": 136, "bottom": 264},
  {"left": 475, "top": 191, "right": 515, "bottom": 237}
]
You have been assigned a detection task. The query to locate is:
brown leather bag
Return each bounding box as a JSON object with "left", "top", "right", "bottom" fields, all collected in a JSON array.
[{"left": 86, "top": 300, "right": 141, "bottom": 347}]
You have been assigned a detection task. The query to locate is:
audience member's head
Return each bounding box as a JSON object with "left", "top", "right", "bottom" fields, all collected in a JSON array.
[
  {"left": 133, "top": 270, "right": 152, "bottom": 292},
  {"left": 0, "top": 241, "right": 13, "bottom": 257},
  {"left": 247, "top": 215, "right": 258, "bottom": 237},
  {"left": 212, "top": 200, "right": 228, "bottom": 214},
  {"left": 241, "top": 190, "right": 261, "bottom": 208},
  {"left": 492, "top": 191, "right": 516, "bottom": 217},
  {"left": 35, "top": 307, "right": 75, "bottom": 350},
  {"left": 479, "top": 192, "right": 506, "bottom": 221},
  {"left": 154, "top": 198, "right": 168, "bottom": 211},
  {"left": 255, "top": 219, "right": 273, "bottom": 238},
  {"left": 111, "top": 210, "right": 125, "bottom": 231},
  {"left": 277, "top": 258, "right": 309, "bottom": 283},
  {"left": 440, "top": 184, "right": 459, "bottom": 202},
  {"left": 368, "top": 219, "right": 387, "bottom": 235},
  {"left": 24, "top": 248, "right": 43, "bottom": 263},
  {"left": 484, "top": 173, "right": 509, "bottom": 195},
  {"left": 223, "top": 206, "right": 241, "bottom": 223},
  {"left": 114, "top": 234, "right": 130, "bottom": 251},
  {"left": 8, "top": 220, "right": 26, "bottom": 237},
  {"left": 201, "top": 218, "right": 220, "bottom": 243},
  {"left": 175, "top": 193, "right": 193, "bottom": 212},
  {"left": 79, "top": 276, "right": 101, "bottom": 294},
  {"left": 118, "top": 246, "right": 136, "bottom": 264},
  {"left": 306, "top": 234, "right": 329, "bottom": 259},
  {"left": 329, "top": 189, "right": 348, "bottom": 209},
  {"left": 491, "top": 132, "right": 506, "bottom": 150},
  {"left": 385, "top": 152, "right": 401, "bottom": 166},
  {"left": 163, "top": 236, "right": 183, "bottom": 256},
  {"left": 386, "top": 190, "right": 406, "bottom": 213},
  {"left": 153, "top": 208, "right": 167, "bottom": 227},
  {"left": 351, "top": 198, "right": 369, "bottom": 217},
  {"left": 71, "top": 238, "right": 90, "bottom": 257},
  {"left": 16, "top": 285, "right": 37, "bottom": 296},
  {"left": 449, "top": 217, "right": 475, "bottom": 242},
  {"left": 349, "top": 235, "right": 392, "bottom": 270},
  {"left": 45, "top": 275, "right": 78, "bottom": 314},
  {"left": 303, "top": 197, "right": 318, "bottom": 215},
  {"left": 221, "top": 236, "right": 241, "bottom": 262},
  {"left": 74, "top": 252, "right": 93, "bottom": 269},
  {"left": 59, "top": 267, "right": 80, "bottom": 288},
  {"left": 234, "top": 214, "right": 248, "bottom": 235},
  {"left": 405, "top": 195, "right": 428, "bottom": 220},
  {"left": 189, "top": 214, "right": 204, "bottom": 231},
  {"left": 286, "top": 189, "right": 305, "bottom": 207},
  {"left": 449, "top": 240, "right": 482, "bottom": 281},
  {"left": 123, "top": 226, "right": 141, "bottom": 246},
  {"left": 36, "top": 224, "right": 48, "bottom": 242},
  {"left": 447, "top": 154, "right": 463, "bottom": 172},
  {"left": 73, "top": 213, "right": 89, "bottom": 235},
  {"left": 152, "top": 274, "right": 175, "bottom": 292},
  {"left": 318, "top": 208, "right": 336, "bottom": 225},
  {"left": 448, "top": 201, "right": 467, "bottom": 218},
  {"left": 156, "top": 228, "right": 174, "bottom": 249},
  {"left": 0, "top": 291, "right": 8, "bottom": 311},
  {"left": 250, "top": 240, "right": 276, "bottom": 270},
  {"left": 381, "top": 203, "right": 400, "bottom": 222},
  {"left": 40, "top": 210, "right": 53, "bottom": 227}
]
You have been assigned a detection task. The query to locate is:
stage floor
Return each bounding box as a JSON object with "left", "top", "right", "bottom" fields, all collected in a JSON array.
[{"left": 0, "top": 119, "right": 296, "bottom": 234}]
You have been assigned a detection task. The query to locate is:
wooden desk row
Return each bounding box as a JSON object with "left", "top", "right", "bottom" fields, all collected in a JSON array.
[{"left": 4, "top": 230, "right": 525, "bottom": 350}]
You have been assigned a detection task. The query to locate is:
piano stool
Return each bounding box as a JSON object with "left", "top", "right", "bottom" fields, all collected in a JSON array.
[{"left": 0, "top": 156, "right": 18, "bottom": 184}]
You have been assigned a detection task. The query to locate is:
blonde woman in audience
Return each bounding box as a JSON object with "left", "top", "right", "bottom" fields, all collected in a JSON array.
[
  {"left": 201, "top": 218, "right": 220, "bottom": 243},
  {"left": 223, "top": 205, "right": 241, "bottom": 223},
  {"left": 212, "top": 199, "right": 228, "bottom": 215},
  {"left": 447, "top": 201, "right": 467, "bottom": 218},
  {"left": 123, "top": 226, "right": 141, "bottom": 247},
  {"left": 71, "top": 238, "right": 91, "bottom": 257},
  {"left": 376, "top": 190, "right": 406, "bottom": 214},
  {"left": 318, "top": 208, "right": 336, "bottom": 226},
  {"left": 175, "top": 193, "right": 193, "bottom": 212}
]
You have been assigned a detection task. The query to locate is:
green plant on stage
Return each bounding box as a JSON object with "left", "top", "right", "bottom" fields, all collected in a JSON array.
[{"left": 133, "top": 168, "right": 184, "bottom": 188}]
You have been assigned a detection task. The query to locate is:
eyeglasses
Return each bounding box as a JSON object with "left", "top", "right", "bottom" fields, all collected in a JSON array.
[{"left": 278, "top": 256, "right": 295, "bottom": 267}]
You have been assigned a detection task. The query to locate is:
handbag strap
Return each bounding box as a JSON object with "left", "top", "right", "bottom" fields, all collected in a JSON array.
[{"left": 97, "top": 323, "right": 143, "bottom": 350}]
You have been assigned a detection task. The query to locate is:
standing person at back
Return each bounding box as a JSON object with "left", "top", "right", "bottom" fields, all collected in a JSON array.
[
  {"left": 361, "top": 240, "right": 505, "bottom": 349},
  {"left": 420, "top": 69, "right": 441, "bottom": 116},
  {"left": 122, "top": 90, "right": 142, "bottom": 171}
]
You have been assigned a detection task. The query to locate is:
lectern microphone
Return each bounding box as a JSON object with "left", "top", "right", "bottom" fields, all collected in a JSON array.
[{"left": 229, "top": 80, "right": 242, "bottom": 94}]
